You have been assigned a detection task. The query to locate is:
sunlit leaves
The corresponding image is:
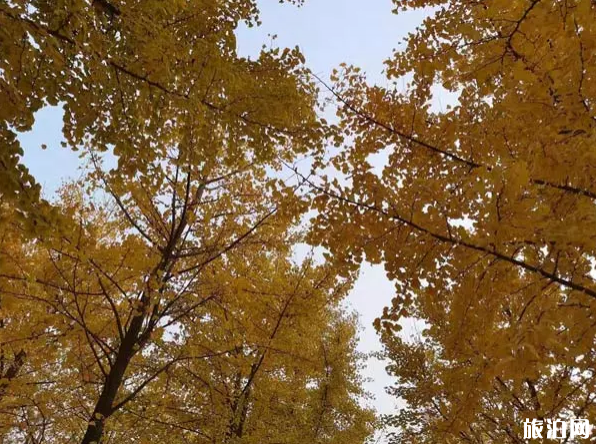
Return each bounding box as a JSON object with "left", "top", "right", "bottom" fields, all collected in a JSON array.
[{"left": 309, "top": 1, "right": 596, "bottom": 442}]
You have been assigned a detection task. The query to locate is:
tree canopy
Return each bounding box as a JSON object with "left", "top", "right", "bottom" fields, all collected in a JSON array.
[
  {"left": 4, "top": 0, "right": 596, "bottom": 443},
  {"left": 309, "top": 0, "right": 596, "bottom": 442},
  {"left": 1, "top": 0, "right": 322, "bottom": 227},
  {"left": 0, "top": 1, "right": 374, "bottom": 443}
]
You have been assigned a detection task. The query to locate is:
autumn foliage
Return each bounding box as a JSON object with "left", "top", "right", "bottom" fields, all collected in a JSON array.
[
  {"left": 3, "top": 0, "right": 596, "bottom": 443},
  {"left": 310, "top": 0, "right": 596, "bottom": 442},
  {"left": 0, "top": 1, "right": 373, "bottom": 443}
]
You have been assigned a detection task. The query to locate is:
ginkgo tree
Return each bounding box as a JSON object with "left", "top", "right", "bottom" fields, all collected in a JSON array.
[
  {"left": 0, "top": 77, "right": 374, "bottom": 444},
  {"left": 308, "top": 0, "right": 596, "bottom": 442},
  {"left": 0, "top": 0, "right": 376, "bottom": 443},
  {"left": 0, "top": 162, "right": 374, "bottom": 443}
]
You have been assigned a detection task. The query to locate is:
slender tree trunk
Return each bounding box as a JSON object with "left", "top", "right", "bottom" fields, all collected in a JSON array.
[
  {"left": 81, "top": 174, "right": 202, "bottom": 443},
  {"left": 80, "top": 306, "right": 147, "bottom": 444}
]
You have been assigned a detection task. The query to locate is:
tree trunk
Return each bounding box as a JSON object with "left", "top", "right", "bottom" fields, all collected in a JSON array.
[{"left": 80, "top": 310, "right": 146, "bottom": 444}]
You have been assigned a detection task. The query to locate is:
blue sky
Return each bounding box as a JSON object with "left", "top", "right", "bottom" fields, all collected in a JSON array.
[
  {"left": 19, "top": 0, "right": 432, "bottom": 436},
  {"left": 236, "top": 0, "right": 428, "bottom": 84}
]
